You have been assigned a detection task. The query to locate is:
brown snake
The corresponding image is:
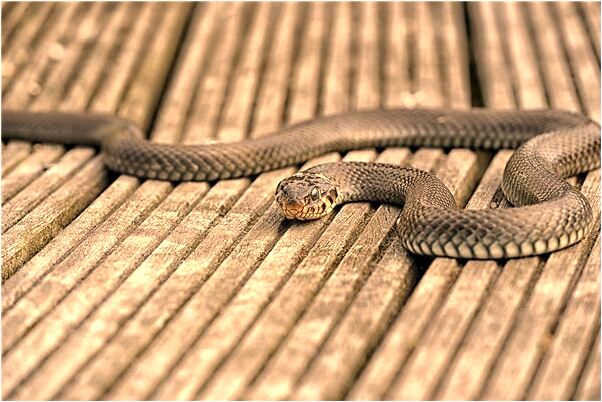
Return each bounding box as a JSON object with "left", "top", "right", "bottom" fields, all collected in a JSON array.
[{"left": 2, "top": 108, "right": 600, "bottom": 259}]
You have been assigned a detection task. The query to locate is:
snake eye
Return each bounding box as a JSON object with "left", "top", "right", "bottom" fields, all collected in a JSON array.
[{"left": 310, "top": 188, "right": 320, "bottom": 200}]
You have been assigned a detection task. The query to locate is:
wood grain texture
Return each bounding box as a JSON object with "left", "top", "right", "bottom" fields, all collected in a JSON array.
[
  {"left": 575, "top": 329, "right": 601, "bottom": 401},
  {"left": 3, "top": 2, "right": 80, "bottom": 107},
  {"left": 2, "top": 176, "right": 138, "bottom": 312},
  {"left": 2, "top": 2, "right": 192, "bottom": 399},
  {"left": 2, "top": 2, "right": 55, "bottom": 95},
  {"left": 529, "top": 229, "right": 601, "bottom": 400},
  {"left": 1, "top": 3, "right": 599, "bottom": 400},
  {"left": 1, "top": 141, "right": 31, "bottom": 174},
  {"left": 580, "top": 2, "right": 600, "bottom": 61},
  {"left": 1, "top": 2, "right": 31, "bottom": 48},
  {"left": 426, "top": 5, "right": 546, "bottom": 400},
  {"left": 1, "top": 144, "right": 64, "bottom": 202},
  {"left": 1, "top": 3, "right": 190, "bottom": 282},
  {"left": 554, "top": 2, "right": 601, "bottom": 122}
]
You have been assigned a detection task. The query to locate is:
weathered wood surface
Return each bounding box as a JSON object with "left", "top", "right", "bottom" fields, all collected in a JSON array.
[{"left": 1, "top": 2, "right": 600, "bottom": 400}]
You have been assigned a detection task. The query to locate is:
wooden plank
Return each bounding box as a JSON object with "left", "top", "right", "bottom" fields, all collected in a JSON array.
[
  {"left": 343, "top": 8, "right": 434, "bottom": 399},
  {"left": 467, "top": 2, "right": 514, "bottom": 109},
  {"left": 250, "top": 2, "right": 299, "bottom": 137},
  {"left": 350, "top": 0, "right": 576, "bottom": 398},
  {"left": 197, "top": 4, "right": 394, "bottom": 399},
  {"left": 59, "top": 3, "right": 140, "bottom": 112},
  {"left": 5, "top": 3, "right": 286, "bottom": 400},
  {"left": 32, "top": 2, "right": 110, "bottom": 109},
  {"left": 103, "top": 167, "right": 331, "bottom": 401},
  {"left": 1, "top": 144, "right": 65, "bottom": 202},
  {"left": 526, "top": 2, "right": 582, "bottom": 112},
  {"left": 478, "top": 3, "right": 600, "bottom": 399},
  {"left": 291, "top": 4, "right": 482, "bottom": 400},
  {"left": 1, "top": 3, "right": 599, "bottom": 400},
  {"left": 55, "top": 5, "right": 253, "bottom": 399},
  {"left": 1, "top": 179, "right": 172, "bottom": 394},
  {"left": 348, "top": 3, "right": 479, "bottom": 400},
  {"left": 52, "top": 5, "right": 287, "bottom": 399},
  {"left": 432, "top": 1, "right": 477, "bottom": 203},
  {"left": 1, "top": 2, "right": 31, "bottom": 48},
  {"left": 74, "top": 10, "right": 302, "bottom": 396},
  {"left": 240, "top": 8, "right": 353, "bottom": 399},
  {"left": 1, "top": 2, "right": 141, "bottom": 291},
  {"left": 2, "top": 3, "right": 109, "bottom": 202},
  {"left": 99, "top": 4, "right": 306, "bottom": 398},
  {"left": 246, "top": 182, "right": 413, "bottom": 401},
  {"left": 483, "top": 174, "right": 600, "bottom": 400},
  {"left": 2, "top": 3, "right": 189, "bottom": 281},
  {"left": 350, "top": 2, "right": 380, "bottom": 109},
  {"left": 89, "top": 3, "right": 160, "bottom": 116},
  {"left": 435, "top": 2, "right": 599, "bottom": 399},
  {"left": 2, "top": 3, "right": 192, "bottom": 398},
  {"left": 147, "top": 4, "right": 336, "bottom": 399},
  {"left": 383, "top": 160, "right": 507, "bottom": 400},
  {"left": 1, "top": 155, "right": 108, "bottom": 280},
  {"left": 1, "top": 2, "right": 209, "bottom": 398},
  {"left": 178, "top": 146, "right": 377, "bottom": 401},
  {"left": 381, "top": 2, "right": 410, "bottom": 108},
  {"left": 529, "top": 230, "right": 601, "bottom": 399},
  {"left": 217, "top": 3, "right": 276, "bottom": 141},
  {"left": 3, "top": 2, "right": 80, "bottom": 107},
  {"left": 554, "top": 2, "right": 601, "bottom": 122},
  {"left": 1, "top": 141, "right": 32, "bottom": 175},
  {"left": 321, "top": 2, "right": 351, "bottom": 115},
  {"left": 574, "top": 330, "right": 601, "bottom": 400},
  {"left": 2, "top": 2, "right": 54, "bottom": 94},
  {"left": 438, "top": 2, "right": 470, "bottom": 110},
  {"left": 263, "top": 152, "right": 411, "bottom": 401},
  {"left": 173, "top": 3, "right": 244, "bottom": 145},
  {"left": 432, "top": 9, "right": 535, "bottom": 402},
  {"left": 521, "top": 6, "right": 602, "bottom": 398},
  {"left": 497, "top": 2, "right": 546, "bottom": 107},
  {"left": 105, "top": 4, "right": 328, "bottom": 400},
  {"left": 1, "top": 3, "right": 137, "bottom": 275},
  {"left": 8, "top": 181, "right": 207, "bottom": 398},
  {"left": 412, "top": 2, "right": 444, "bottom": 107},
  {"left": 433, "top": 194, "right": 538, "bottom": 399},
  {"left": 580, "top": 2, "right": 600, "bottom": 61},
  {"left": 1, "top": 147, "right": 96, "bottom": 232},
  {"left": 1, "top": 176, "right": 136, "bottom": 312},
  {"left": 1, "top": 3, "right": 87, "bottom": 192},
  {"left": 200, "top": 6, "right": 401, "bottom": 395}
]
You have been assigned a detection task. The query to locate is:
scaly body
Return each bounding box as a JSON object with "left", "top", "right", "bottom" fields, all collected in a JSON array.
[{"left": 3, "top": 108, "right": 600, "bottom": 258}]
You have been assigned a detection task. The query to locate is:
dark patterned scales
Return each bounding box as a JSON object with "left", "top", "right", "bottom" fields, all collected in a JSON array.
[{"left": 2, "top": 108, "right": 600, "bottom": 258}]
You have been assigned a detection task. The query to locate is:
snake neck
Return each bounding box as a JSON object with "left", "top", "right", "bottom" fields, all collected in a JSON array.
[{"left": 306, "top": 162, "right": 458, "bottom": 211}]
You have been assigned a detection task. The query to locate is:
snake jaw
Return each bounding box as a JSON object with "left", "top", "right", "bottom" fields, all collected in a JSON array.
[{"left": 276, "top": 172, "right": 338, "bottom": 220}]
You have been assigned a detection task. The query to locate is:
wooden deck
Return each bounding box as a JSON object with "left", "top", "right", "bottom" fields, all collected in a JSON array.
[{"left": 1, "top": 2, "right": 600, "bottom": 400}]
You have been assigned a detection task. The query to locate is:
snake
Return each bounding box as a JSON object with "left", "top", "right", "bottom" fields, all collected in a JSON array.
[{"left": 2, "top": 108, "right": 600, "bottom": 259}]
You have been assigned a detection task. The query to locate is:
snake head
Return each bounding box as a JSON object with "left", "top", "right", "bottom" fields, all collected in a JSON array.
[{"left": 276, "top": 172, "right": 338, "bottom": 220}]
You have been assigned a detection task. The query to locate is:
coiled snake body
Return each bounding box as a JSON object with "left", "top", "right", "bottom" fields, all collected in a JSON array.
[{"left": 2, "top": 108, "right": 600, "bottom": 259}]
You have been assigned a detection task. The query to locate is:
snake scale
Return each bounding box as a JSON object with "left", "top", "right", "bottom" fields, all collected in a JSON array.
[{"left": 2, "top": 108, "right": 600, "bottom": 259}]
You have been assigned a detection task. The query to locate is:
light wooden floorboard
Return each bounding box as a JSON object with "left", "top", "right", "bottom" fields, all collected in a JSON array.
[{"left": 2, "top": 2, "right": 599, "bottom": 400}]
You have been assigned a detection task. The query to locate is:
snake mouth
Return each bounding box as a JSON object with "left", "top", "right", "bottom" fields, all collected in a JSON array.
[
  {"left": 278, "top": 201, "right": 332, "bottom": 220},
  {"left": 276, "top": 195, "right": 337, "bottom": 220},
  {"left": 279, "top": 201, "right": 307, "bottom": 220}
]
